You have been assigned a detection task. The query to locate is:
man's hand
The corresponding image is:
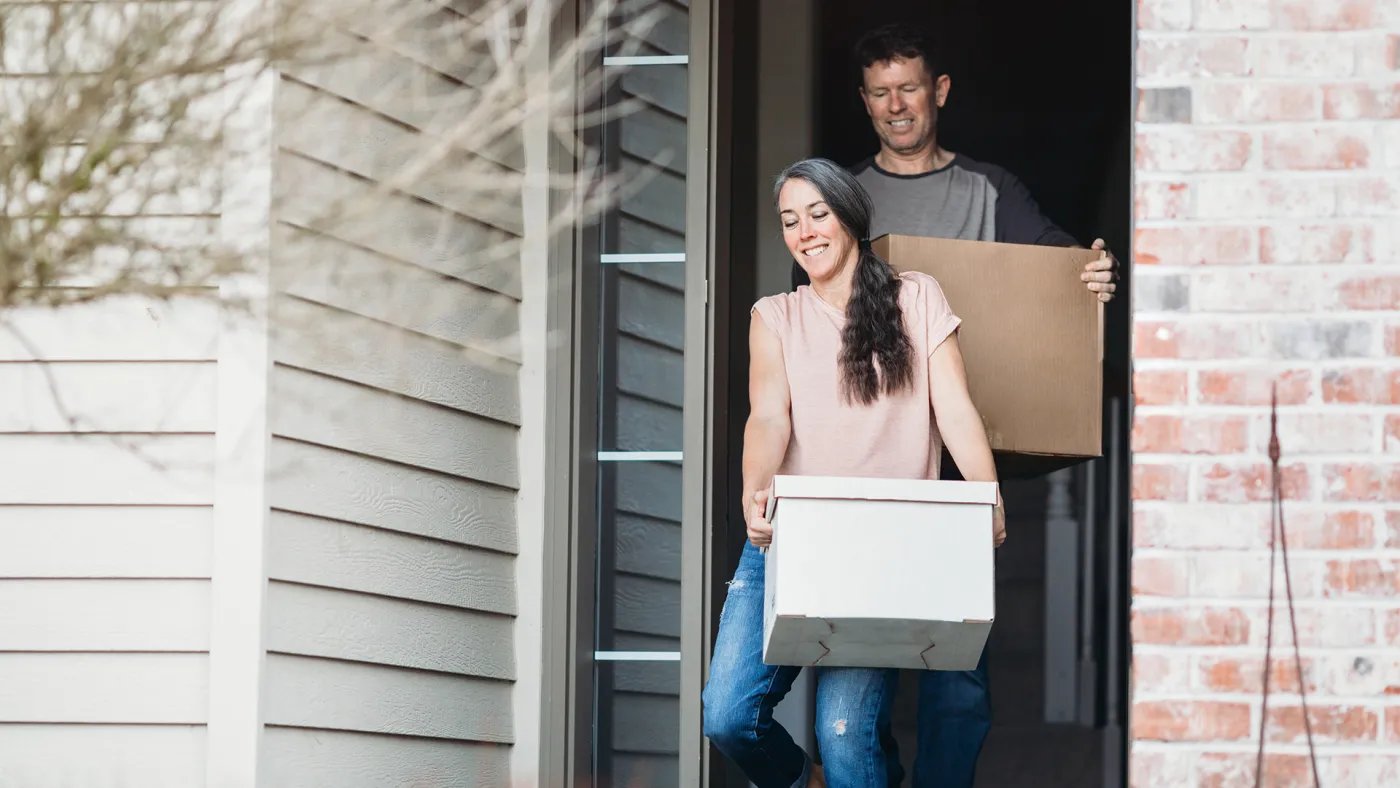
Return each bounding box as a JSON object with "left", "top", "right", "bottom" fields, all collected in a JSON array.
[
  {"left": 1081, "top": 238, "right": 1119, "bottom": 303},
  {"left": 746, "top": 489, "right": 774, "bottom": 548},
  {"left": 993, "top": 492, "right": 1006, "bottom": 548}
]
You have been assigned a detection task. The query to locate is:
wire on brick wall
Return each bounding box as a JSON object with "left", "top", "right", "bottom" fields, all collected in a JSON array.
[{"left": 1254, "top": 382, "right": 1323, "bottom": 788}]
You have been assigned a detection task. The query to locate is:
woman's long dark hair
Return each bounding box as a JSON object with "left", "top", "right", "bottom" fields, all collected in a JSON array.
[{"left": 774, "top": 158, "right": 914, "bottom": 406}]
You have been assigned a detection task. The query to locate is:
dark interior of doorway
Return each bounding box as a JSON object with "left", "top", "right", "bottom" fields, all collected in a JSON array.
[
  {"left": 813, "top": 2, "right": 1135, "bottom": 786},
  {"left": 713, "top": 0, "right": 1134, "bottom": 786}
]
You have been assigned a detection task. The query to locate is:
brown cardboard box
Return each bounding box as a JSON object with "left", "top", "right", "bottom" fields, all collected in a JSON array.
[{"left": 872, "top": 234, "right": 1104, "bottom": 478}]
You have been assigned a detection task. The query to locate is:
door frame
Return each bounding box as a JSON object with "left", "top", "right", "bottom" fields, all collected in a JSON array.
[{"left": 541, "top": 0, "right": 724, "bottom": 784}]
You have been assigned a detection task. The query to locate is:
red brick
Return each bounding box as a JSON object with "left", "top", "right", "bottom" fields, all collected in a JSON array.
[
  {"left": 1264, "top": 128, "right": 1372, "bottom": 170},
  {"left": 1136, "top": 321, "right": 1258, "bottom": 360},
  {"left": 1383, "top": 33, "right": 1400, "bottom": 72},
  {"left": 1322, "top": 367, "right": 1400, "bottom": 403},
  {"left": 1134, "top": 414, "right": 1250, "bottom": 454},
  {"left": 1388, "top": 325, "right": 1400, "bottom": 356},
  {"left": 1131, "top": 750, "right": 1194, "bottom": 788},
  {"left": 1135, "top": 226, "right": 1255, "bottom": 266},
  {"left": 1137, "top": 129, "right": 1253, "bottom": 172},
  {"left": 1198, "top": 654, "right": 1316, "bottom": 694},
  {"left": 1137, "top": 0, "right": 1192, "bottom": 29},
  {"left": 1387, "top": 415, "right": 1400, "bottom": 453},
  {"left": 1197, "top": 176, "right": 1338, "bottom": 220},
  {"left": 1191, "top": 269, "right": 1319, "bottom": 312},
  {"left": 1321, "top": 653, "right": 1400, "bottom": 696},
  {"left": 1133, "top": 700, "right": 1252, "bottom": 741},
  {"left": 1133, "top": 509, "right": 1166, "bottom": 548},
  {"left": 1275, "top": 0, "right": 1379, "bottom": 30},
  {"left": 1281, "top": 606, "right": 1376, "bottom": 648},
  {"left": 1133, "top": 606, "right": 1251, "bottom": 645},
  {"left": 1266, "top": 704, "right": 1379, "bottom": 744},
  {"left": 1199, "top": 368, "right": 1312, "bottom": 405},
  {"left": 1332, "top": 275, "right": 1400, "bottom": 310},
  {"left": 1134, "top": 370, "right": 1188, "bottom": 406},
  {"left": 1132, "top": 651, "right": 1190, "bottom": 694},
  {"left": 1135, "top": 463, "right": 1189, "bottom": 501},
  {"left": 1133, "top": 416, "right": 1179, "bottom": 453},
  {"left": 1319, "top": 754, "right": 1400, "bottom": 784},
  {"left": 1194, "top": 0, "right": 1271, "bottom": 30},
  {"left": 1388, "top": 707, "right": 1400, "bottom": 743},
  {"left": 1199, "top": 462, "right": 1310, "bottom": 503},
  {"left": 1198, "top": 752, "right": 1315, "bottom": 788},
  {"left": 1388, "top": 609, "right": 1400, "bottom": 644},
  {"left": 1325, "top": 83, "right": 1400, "bottom": 119},
  {"left": 1196, "top": 82, "right": 1321, "bottom": 123},
  {"left": 1385, "top": 123, "right": 1400, "bottom": 168},
  {"left": 1387, "top": 511, "right": 1400, "bottom": 547},
  {"left": 1323, "top": 463, "right": 1400, "bottom": 502},
  {"left": 1137, "top": 37, "right": 1250, "bottom": 81},
  {"left": 1133, "top": 555, "right": 1190, "bottom": 596},
  {"left": 1261, "top": 223, "right": 1376, "bottom": 264},
  {"left": 1353, "top": 34, "right": 1400, "bottom": 75},
  {"left": 1271, "top": 413, "right": 1375, "bottom": 454},
  {"left": 1133, "top": 504, "right": 1272, "bottom": 549},
  {"left": 1193, "top": 551, "right": 1324, "bottom": 599},
  {"left": 1325, "top": 559, "right": 1400, "bottom": 597},
  {"left": 1292, "top": 509, "right": 1377, "bottom": 549},
  {"left": 1252, "top": 37, "right": 1359, "bottom": 78},
  {"left": 1190, "top": 552, "right": 1271, "bottom": 597},
  {"left": 1136, "top": 181, "right": 1192, "bottom": 219},
  {"left": 1339, "top": 176, "right": 1400, "bottom": 217}
]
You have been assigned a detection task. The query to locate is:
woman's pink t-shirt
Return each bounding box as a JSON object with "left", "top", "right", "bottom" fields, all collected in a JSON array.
[{"left": 751, "top": 270, "right": 962, "bottom": 481}]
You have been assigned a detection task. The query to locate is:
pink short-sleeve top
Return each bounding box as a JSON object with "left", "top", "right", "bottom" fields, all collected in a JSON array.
[{"left": 751, "top": 270, "right": 962, "bottom": 481}]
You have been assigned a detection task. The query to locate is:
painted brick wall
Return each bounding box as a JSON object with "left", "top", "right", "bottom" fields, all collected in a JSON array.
[{"left": 1132, "top": 0, "right": 1400, "bottom": 784}]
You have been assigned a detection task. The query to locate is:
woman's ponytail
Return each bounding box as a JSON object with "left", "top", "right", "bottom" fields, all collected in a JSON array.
[{"left": 840, "top": 241, "right": 914, "bottom": 405}]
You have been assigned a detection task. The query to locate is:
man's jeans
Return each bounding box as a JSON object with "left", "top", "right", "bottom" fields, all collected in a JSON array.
[
  {"left": 702, "top": 541, "right": 895, "bottom": 788},
  {"left": 879, "top": 650, "right": 992, "bottom": 788}
]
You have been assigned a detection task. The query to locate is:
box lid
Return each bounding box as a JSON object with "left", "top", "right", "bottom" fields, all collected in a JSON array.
[{"left": 769, "top": 475, "right": 999, "bottom": 507}]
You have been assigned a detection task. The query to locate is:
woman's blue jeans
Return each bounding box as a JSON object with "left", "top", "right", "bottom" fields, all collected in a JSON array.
[{"left": 702, "top": 542, "right": 895, "bottom": 788}]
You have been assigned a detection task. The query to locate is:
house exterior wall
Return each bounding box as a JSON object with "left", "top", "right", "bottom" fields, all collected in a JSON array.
[
  {"left": 0, "top": 295, "right": 221, "bottom": 787},
  {"left": 257, "top": 8, "right": 529, "bottom": 784},
  {"left": 1132, "top": 0, "right": 1400, "bottom": 783},
  {"left": 0, "top": 4, "right": 551, "bottom": 786},
  {"left": 0, "top": 4, "right": 224, "bottom": 782}
]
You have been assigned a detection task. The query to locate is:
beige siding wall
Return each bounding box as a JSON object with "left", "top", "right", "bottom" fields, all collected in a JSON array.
[
  {"left": 1, "top": 4, "right": 547, "bottom": 785},
  {"left": 0, "top": 300, "right": 221, "bottom": 787},
  {"left": 0, "top": 4, "right": 224, "bottom": 776},
  {"left": 258, "top": 5, "right": 524, "bottom": 785}
]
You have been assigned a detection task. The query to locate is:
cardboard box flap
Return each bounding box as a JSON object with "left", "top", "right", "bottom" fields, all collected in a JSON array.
[{"left": 769, "top": 475, "right": 999, "bottom": 510}]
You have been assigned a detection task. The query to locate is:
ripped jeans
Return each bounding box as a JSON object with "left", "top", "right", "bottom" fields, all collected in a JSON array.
[{"left": 702, "top": 541, "right": 894, "bottom": 788}]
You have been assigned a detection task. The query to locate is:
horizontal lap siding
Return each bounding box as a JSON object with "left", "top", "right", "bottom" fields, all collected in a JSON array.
[
  {"left": 0, "top": 294, "right": 218, "bottom": 786},
  {"left": 263, "top": 8, "right": 522, "bottom": 784}
]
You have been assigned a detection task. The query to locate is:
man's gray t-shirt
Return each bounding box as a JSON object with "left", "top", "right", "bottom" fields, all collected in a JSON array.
[{"left": 791, "top": 154, "right": 1078, "bottom": 288}]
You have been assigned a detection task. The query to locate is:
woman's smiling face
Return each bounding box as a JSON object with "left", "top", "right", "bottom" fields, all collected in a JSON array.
[{"left": 778, "top": 177, "right": 856, "bottom": 285}]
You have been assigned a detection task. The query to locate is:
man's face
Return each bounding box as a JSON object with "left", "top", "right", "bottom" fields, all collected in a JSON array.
[{"left": 859, "top": 56, "right": 948, "bottom": 156}]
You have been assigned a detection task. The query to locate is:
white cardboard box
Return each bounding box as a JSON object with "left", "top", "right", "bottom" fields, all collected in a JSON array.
[{"left": 761, "top": 474, "right": 998, "bottom": 671}]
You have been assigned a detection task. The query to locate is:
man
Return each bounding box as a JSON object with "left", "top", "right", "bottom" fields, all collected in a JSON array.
[
  {"left": 791, "top": 24, "right": 1118, "bottom": 298},
  {"left": 789, "top": 23, "right": 1118, "bottom": 788}
]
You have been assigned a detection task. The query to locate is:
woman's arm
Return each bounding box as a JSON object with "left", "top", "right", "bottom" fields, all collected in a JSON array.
[
  {"left": 742, "top": 311, "right": 792, "bottom": 547},
  {"left": 928, "top": 332, "right": 1006, "bottom": 546}
]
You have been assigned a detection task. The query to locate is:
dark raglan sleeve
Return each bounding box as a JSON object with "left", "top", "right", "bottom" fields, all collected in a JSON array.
[{"left": 980, "top": 164, "right": 1081, "bottom": 248}]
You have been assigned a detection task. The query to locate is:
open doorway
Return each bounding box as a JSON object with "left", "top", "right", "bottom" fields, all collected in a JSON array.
[{"left": 713, "top": 0, "right": 1134, "bottom": 786}]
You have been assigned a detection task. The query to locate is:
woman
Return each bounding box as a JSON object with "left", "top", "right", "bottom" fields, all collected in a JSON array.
[{"left": 701, "top": 158, "right": 1005, "bottom": 788}]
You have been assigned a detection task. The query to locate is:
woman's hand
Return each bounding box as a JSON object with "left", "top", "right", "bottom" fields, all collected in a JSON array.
[{"left": 746, "top": 488, "right": 774, "bottom": 548}]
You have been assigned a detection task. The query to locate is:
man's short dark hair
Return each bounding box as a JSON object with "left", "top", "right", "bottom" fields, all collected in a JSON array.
[{"left": 853, "top": 24, "right": 944, "bottom": 82}]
